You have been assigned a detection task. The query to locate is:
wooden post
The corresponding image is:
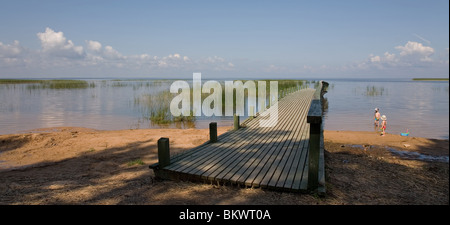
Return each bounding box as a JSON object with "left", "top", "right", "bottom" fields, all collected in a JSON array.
[
  {"left": 308, "top": 116, "right": 321, "bottom": 190},
  {"left": 307, "top": 80, "right": 327, "bottom": 191},
  {"left": 250, "top": 106, "right": 255, "bottom": 118},
  {"left": 157, "top": 137, "right": 170, "bottom": 168},
  {"left": 234, "top": 114, "right": 240, "bottom": 130},
  {"left": 209, "top": 122, "right": 217, "bottom": 143}
]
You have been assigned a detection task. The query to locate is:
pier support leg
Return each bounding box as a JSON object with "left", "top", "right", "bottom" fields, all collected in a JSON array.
[
  {"left": 308, "top": 122, "right": 321, "bottom": 190},
  {"left": 209, "top": 122, "right": 217, "bottom": 143},
  {"left": 234, "top": 114, "right": 240, "bottom": 130},
  {"left": 157, "top": 137, "right": 170, "bottom": 168}
]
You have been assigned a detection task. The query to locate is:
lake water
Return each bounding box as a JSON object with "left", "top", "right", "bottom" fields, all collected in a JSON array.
[
  {"left": 323, "top": 79, "right": 449, "bottom": 139},
  {"left": 0, "top": 78, "right": 448, "bottom": 140}
]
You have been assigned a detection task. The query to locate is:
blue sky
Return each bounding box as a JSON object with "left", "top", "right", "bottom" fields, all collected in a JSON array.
[{"left": 0, "top": 0, "right": 448, "bottom": 79}]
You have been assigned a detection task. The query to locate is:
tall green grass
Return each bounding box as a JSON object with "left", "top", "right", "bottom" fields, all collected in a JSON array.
[
  {"left": 412, "top": 78, "right": 449, "bottom": 81},
  {"left": 29, "top": 80, "right": 95, "bottom": 89},
  {"left": 365, "top": 85, "right": 385, "bottom": 96},
  {"left": 0, "top": 79, "right": 43, "bottom": 84},
  {"left": 135, "top": 90, "right": 196, "bottom": 125},
  {"left": 0, "top": 79, "right": 95, "bottom": 89},
  {"left": 133, "top": 79, "right": 311, "bottom": 125}
]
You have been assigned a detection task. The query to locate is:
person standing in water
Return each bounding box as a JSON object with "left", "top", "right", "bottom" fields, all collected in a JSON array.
[
  {"left": 373, "top": 108, "right": 381, "bottom": 127},
  {"left": 380, "top": 115, "right": 387, "bottom": 136}
]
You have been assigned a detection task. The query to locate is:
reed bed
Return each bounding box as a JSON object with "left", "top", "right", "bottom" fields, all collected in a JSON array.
[{"left": 0, "top": 79, "right": 95, "bottom": 89}]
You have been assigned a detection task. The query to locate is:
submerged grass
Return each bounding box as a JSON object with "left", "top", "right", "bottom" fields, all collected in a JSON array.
[
  {"left": 0, "top": 79, "right": 43, "bottom": 84},
  {"left": 27, "top": 80, "right": 95, "bottom": 89},
  {"left": 133, "top": 79, "right": 313, "bottom": 125},
  {"left": 0, "top": 79, "right": 95, "bottom": 89},
  {"left": 135, "top": 90, "right": 196, "bottom": 125},
  {"left": 365, "top": 85, "right": 386, "bottom": 96},
  {"left": 412, "top": 78, "right": 449, "bottom": 81}
]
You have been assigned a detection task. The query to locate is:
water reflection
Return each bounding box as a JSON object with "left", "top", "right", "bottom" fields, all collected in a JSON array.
[
  {"left": 324, "top": 79, "right": 449, "bottom": 139},
  {"left": 1, "top": 79, "right": 448, "bottom": 139}
]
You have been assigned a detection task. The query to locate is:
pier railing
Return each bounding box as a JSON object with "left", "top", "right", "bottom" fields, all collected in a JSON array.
[{"left": 306, "top": 80, "right": 328, "bottom": 192}]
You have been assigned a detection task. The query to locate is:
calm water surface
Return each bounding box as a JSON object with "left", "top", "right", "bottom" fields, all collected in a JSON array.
[
  {"left": 323, "top": 79, "right": 449, "bottom": 139},
  {"left": 0, "top": 79, "right": 448, "bottom": 140}
]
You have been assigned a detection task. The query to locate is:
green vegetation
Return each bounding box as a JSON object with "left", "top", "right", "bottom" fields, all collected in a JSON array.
[
  {"left": 133, "top": 79, "right": 313, "bottom": 126},
  {"left": 275, "top": 80, "right": 309, "bottom": 98},
  {"left": 127, "top": 158, "right": 145, "bottom": 166},
  {"left": 365, "top": 85, "right": 385, "bottom": 96},
  {"left": 0, "top": 79, "right": 43, "bottom": 84},
  {"left": 0, "top": 79, "right": 96, "bottom": 89},
  {"left": 412, "top": 78, "right": 449, "bottom": 81},
  {"left": 2, "top": 78, "right": 312, "bottom": 126},
  {"left": 109, "top": 80, "right": 174, "bottom": 90},
  {"left": 27, "top": 80, "right": 95, "bottom": 89},
  {"left": 135, "top": 90, "right": 196, "bottom": 125}
]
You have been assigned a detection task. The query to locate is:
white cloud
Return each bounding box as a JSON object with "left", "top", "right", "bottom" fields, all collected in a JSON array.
[
  {"left": 37, "top": 28, "right": 67, "bottom": 50},
  {"left": 342, "top": 41, "right": 449, "bottom": 77},
  {"left": 139, "top": 54, "right": 150, "bottom": 60},
  {"left": 384, "top": 52, "right": 396, "bottom": 62},
  {"left": 370, "top": 55, "right": 381, "bottom": 63},
  {"left": 86, "top": 40, "right": 102, "bottom": 52},
  {"left": 36, "top": 27, "right": 84, "bottom": 58},
  {"left": 0, "top": 28, "right": 231, "bottom": 77},
  {"left": 395, "top": 41, "right": 434, "bottom": 62},
  {"left": 205, "top": 56, "right": 225, "bottom": 63},
  {"left": 365, "top": 41, "right": 436, "bottom": 67},
  {"left": 103, "top": 45, "right": 124, "bottom": 60},
  {"left": 0, "top": 40, "right": 23, "bottom": 58}
]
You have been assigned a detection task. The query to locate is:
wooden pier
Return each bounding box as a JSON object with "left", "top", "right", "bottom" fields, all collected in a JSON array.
[{"left": 150, "top": 81, "right": 328, "bottom": 193}]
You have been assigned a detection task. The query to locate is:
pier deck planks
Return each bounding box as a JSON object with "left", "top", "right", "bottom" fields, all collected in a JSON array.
[{"left": 152, "top": 88, "right": 324, "bottom": 192}]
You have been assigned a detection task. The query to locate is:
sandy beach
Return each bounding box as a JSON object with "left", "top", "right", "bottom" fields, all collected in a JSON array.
[{"left": 0, "top": 127, "right": 448, "bottom": 205}]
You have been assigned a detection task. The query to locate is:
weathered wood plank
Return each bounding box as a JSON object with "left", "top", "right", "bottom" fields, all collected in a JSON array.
[
  {"left": 266, "top": 94, "right": 310, "bottom": 189},
  {"left": 261, "top": 91, "right": 312, "bottom": 188},
  {"left": 242, "top": 90, "right": 314, "bottom": 188},
  {"left": 199, "top": 92, "right": 297, "bottom": 179},
  {"left": 282, "top": 126, "right": 308, "bottom": 189},
  {"left": 274, "top": 94, "right": 312, "bottom": 189},
  {"left": 235, "top": 97, "right": 301, "bottom": 187},
  {"left": 150, "top": 84, "right": 326, "bottom": 193},
  {"left": 291, "top": 126, "right": 309, "bottom": 190},
  {"left": 189, "top": 95, "right": 293, "bottom": 177},
  {"left": 238, "top": 90, "right": 311, "bottom": 187},
  {"left": 207, "top": 101, "right": 294, "bottom": 182},
  {"left": 166, "top": 120, "right": 259, "bottom": 172},
  {"left": 166, "top": 106, "right": 265, "bottom": 169},
  {"left": 217, "top": 91, "right": 307, "bottom": 184}
]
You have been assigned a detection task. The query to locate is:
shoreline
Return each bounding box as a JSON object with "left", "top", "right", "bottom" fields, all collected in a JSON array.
[
  {"left": 0, "top": 126, "right": 448, "bottom": 204},
  {"left": 4, "top": 125, "right": 449, "bottom": 141},
  {"left": 1, "top": 126, "right": 447, "bottom": 171}
]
